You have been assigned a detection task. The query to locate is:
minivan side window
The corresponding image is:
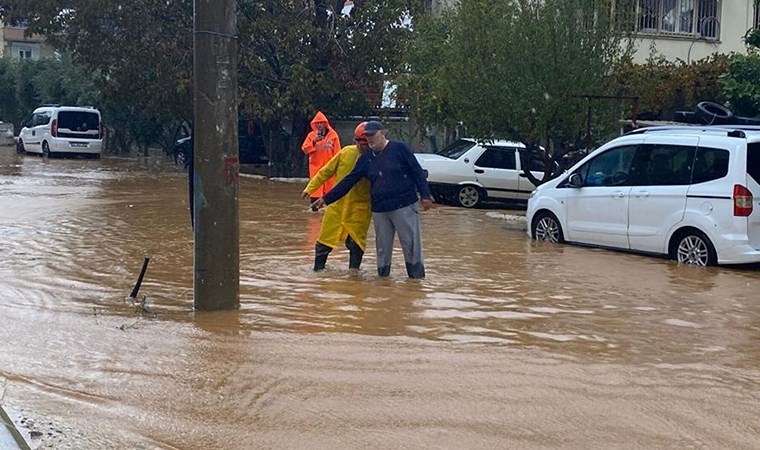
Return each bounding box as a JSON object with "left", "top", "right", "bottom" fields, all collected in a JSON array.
[
  {"left": 745, "top": 143, "right": 760, "bottom": 184},
  {"left": 628, "top": 144, "right": 695, "bottom": 186},
  {"left": 38, "top": 112, "right": 51, "bottom": 126},
  {"left": 692, "top": 147, "right": 730, "bottom": 184},
  {"left": 475, "top": 147, "right": 516, "bottom": 170},
  {"left": 576, "top": 145, "right": 637, "bottom": 187}
]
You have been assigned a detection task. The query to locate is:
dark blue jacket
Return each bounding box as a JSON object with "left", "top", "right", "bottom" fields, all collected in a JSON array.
[{"left": 323, "top": 140, "right": 431, "bottom": 212}]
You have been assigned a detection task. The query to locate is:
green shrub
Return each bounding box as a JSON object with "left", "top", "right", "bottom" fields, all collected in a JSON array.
[{"left": 719, "top": 54, "right": 760, "bottom": 118}]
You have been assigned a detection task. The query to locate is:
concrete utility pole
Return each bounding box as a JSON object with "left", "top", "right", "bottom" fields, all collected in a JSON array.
[{"left": 193, "top": 0, "right": 240, "bottom": 310}]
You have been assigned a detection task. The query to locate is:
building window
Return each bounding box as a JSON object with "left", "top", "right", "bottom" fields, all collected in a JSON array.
[
  {"left": 637, "top": 0, "right": 720, "bottom": 39},
  {"left": 18, "top": 48, "right": 33, "bottom": 59}
]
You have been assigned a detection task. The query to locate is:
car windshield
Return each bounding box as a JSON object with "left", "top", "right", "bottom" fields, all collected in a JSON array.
[{"left": 436, "top": 139, "right": 475, "bottom": 160}]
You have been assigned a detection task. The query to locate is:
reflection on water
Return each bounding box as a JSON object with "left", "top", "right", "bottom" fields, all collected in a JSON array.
[{"left": 1, "top": 148, "right": 760, "bottom": 448}]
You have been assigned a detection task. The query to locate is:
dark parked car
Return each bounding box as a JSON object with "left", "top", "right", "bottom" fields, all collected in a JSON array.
[{"left": 174, "top": 118, "right": 269, "bottom": 166}]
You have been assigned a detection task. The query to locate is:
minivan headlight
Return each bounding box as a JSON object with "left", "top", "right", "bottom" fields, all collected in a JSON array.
[{"left": 529, "top": 189, "right": 537, "bottom": 199}]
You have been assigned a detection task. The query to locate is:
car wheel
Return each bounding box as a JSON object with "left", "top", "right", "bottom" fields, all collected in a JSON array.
[
  {"left": 671, "top": 230, "right": 717, "bottom": 267},
  {"left": 16, "top": 140, "right": 25, "bottom": 154},
  {"left": 532, "top": 211, "right": 564, "bottom": 243},
  {"left": 456, "top": 185, "right": 482, "bottom": 208},
  {"left": 42, "top": 141, "right": 51, "bottom": 158}
]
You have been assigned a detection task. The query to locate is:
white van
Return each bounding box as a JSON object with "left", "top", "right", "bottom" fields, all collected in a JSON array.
[
  {"left": 18, "top": 106, "right": 103, "bottom": 158},
  {"left": 527, "top": 126, "right": 760, "bottom": 266}
]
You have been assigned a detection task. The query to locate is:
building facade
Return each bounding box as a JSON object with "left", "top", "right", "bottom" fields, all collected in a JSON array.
[
  {"left": 0, "top": 21, "right": 47, "bottom": 60},
  {"left": 631, "top": 0, "right": 758, "bottom": 63},
  {"left": 433, "top": 0, "right": 759, "bottom": 63}
]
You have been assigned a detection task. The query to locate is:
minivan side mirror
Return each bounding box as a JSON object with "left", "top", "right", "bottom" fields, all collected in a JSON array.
[{"left": 566, "top": 173, "right": 582, "bottom": 188}]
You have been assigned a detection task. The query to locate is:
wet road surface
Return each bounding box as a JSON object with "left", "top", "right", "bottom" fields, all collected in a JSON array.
[{"left": 1, "top": 147, "right": 760, "bottom": 448}]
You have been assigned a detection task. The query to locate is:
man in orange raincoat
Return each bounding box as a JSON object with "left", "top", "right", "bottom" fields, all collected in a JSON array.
[
  {"left": 301, "top": 123, "right": 371, "bottom": 271},
  {"left": 301, "top": 111, "right": 341, "bottom": 202}
]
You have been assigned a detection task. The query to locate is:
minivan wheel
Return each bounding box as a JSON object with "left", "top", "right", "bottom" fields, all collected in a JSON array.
[
  {"left": 42, "top": 141, "right": 51, "bottom": 158},
  {"left": 456, "top": 185, "right": 482, "bottom": 208},
  {"left": 16, "top": 140, "right": 25, "bottom": 154},
  {"left": 532, "top": 211, "right": 564, "bottom": 243},
  {"left": 672, "top": 230, "right": 717, "bottom": 267}
]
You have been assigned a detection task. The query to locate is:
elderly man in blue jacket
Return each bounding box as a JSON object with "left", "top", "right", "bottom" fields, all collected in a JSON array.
[{"left": 312, "top": 121, "right": 432, "bottom": 278}]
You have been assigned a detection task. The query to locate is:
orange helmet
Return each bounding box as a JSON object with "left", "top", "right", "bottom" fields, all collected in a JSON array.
[{"left": 354, "top": 122, "right": 368, "bottom": 143}]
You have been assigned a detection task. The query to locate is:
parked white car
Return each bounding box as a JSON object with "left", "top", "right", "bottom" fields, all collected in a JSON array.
[
  {"left": 527, "top": 126, "right": 760, "bottom": 266},
  {"left": 17, "top": 106, "right": 102, "bottom": 158},
  {"left": 415, "top": 138, "right": 546, "bottom": 208}
]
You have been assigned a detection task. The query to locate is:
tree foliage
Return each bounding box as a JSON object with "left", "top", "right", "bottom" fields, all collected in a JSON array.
[
  {"left": 0, "top": 56, "right": 99, "bottom": 125},
  {"left": 401, "top": 0, "right": 636, "bottom": 184},
  {"left": 617, "top": 54, "right": 729, "bottom": 119},
  {"left": 720, "top": 2, "right": 760, "bottom": 119},
  {"left": 1, "top": 0, "right": 422, "bottom": 172}
]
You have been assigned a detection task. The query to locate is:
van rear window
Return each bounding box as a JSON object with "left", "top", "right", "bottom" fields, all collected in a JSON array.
[
  {"left": 58, "top": 111, "right": 99, "bottom": 132},
  {"left": 749, "top": 143, "right": 760, "bottom": 184}
]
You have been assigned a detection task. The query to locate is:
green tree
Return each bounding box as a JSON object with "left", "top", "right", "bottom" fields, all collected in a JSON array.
[
  {"left": 238, "top": 0, "right": 423, "bottom": 176},
  {"left": 2, "top": 0, "right": 423, "bottom": 168},
  {"left": 1, "top": 0, "right": 193, "bottom": 155},
  {"left": 719, "top": 0, "right": 760, "bottom": 119},
  {"left": 0, "top": 56, "right": 99, "bottom": 127},
  {"left": 401, "top": 0, "right": 635, "bottom": 184}
]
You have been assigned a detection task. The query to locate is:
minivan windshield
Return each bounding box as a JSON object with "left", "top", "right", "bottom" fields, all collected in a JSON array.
[{"left": 436, "top": 139, "right": 475, "bottom": 160}]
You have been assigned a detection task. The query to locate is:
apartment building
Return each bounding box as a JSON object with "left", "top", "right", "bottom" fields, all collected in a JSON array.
[
  {"left": 432, "top": 1, "right": 759, "bottom": 62},
  {"left": 632, "top": 0, "right": 758, "bottom": 63},
  {"left": 0, "top": 20, "right": 47, "bottom": 60}
]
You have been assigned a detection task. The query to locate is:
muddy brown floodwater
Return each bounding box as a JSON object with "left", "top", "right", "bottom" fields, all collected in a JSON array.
[{"left": 1, "top": 147, "right": 760, "bottom": 449}]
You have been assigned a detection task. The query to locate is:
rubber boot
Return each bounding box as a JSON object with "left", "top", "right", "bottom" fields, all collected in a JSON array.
[
  {"left": 345, "top": 236, "right": 364, "bottom": 269},
  {"left": 314, "top": 242, "right": 332, "bottom": 271}
]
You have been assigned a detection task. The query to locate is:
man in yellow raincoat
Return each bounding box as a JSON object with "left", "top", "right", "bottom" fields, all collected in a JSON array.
[{"left": 301, "top": 122, "right": 371, "bottom": 271}]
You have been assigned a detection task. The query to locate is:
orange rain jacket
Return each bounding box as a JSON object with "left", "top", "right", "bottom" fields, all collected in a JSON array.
[{"left": 301, "top": 111, "right": 341, "bottom": 197}]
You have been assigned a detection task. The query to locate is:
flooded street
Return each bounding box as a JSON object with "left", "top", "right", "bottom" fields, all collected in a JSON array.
[{"left": 1, "top": 146, "right": 760, "bottom": 449}]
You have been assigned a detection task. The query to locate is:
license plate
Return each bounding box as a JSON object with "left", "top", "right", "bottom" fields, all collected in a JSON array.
[{"left": 70, "top": 142, "right": 88, "bottom": 148}]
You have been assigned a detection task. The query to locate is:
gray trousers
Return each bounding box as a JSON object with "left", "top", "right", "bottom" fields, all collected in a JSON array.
[{"left": 372, "top": 202, "right": 425, "bottom": 278}]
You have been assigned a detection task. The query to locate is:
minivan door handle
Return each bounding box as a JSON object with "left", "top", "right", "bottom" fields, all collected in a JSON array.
[
  {"left": 634, "top": 190, "right": 650, "bottom": 198},
  {"left": 612, "top": 191, "right": 626, "bottom": 198},
  {"left": 474, "top": 169, "right": 484, "bottom": 174}
]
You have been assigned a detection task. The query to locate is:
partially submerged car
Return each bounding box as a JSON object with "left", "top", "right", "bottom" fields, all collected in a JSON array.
[{"left": 415, "top": 138, "right": 548, "bottom": 208}]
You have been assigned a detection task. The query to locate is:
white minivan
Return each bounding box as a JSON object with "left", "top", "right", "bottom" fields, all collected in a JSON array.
[
  {"left": 527, "top": 126, "right": 760, "bottom": 266},
  {"left": 18, "top": 106, "right": 103, "bottom": 158}
]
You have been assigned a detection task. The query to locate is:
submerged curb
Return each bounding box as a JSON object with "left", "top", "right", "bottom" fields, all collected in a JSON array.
[{"left": 485, "top": 211, "right": 528, "bottom": 231}]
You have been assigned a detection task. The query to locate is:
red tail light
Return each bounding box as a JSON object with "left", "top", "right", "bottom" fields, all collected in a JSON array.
[
  {"left": 51, "top": 119, "right": 57, "bottom": 137},
  {"left": 733, "top": 184, "right": 753, "bottom": 217}
]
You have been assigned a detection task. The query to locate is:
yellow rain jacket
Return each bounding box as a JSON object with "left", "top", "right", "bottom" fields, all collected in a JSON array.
[{"left": 305, "top": 145, "right": 371, "bottom": 250}]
